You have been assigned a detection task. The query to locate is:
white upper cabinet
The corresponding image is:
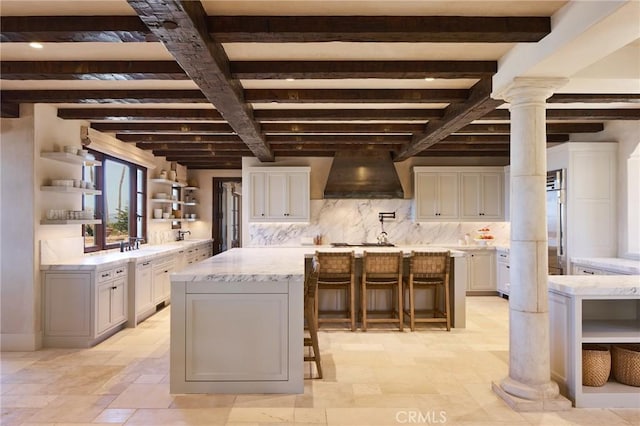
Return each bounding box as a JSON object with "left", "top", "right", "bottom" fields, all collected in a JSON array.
[
  {"left": 414, "top": 167, "right": 504, "bottom": 222},
  {"left": 414, "top": 172, "right": 459, "bottom": 220},
  {"left": 248, "top": 167, "right": 310, "bottom": 222},
  {"left": 460, "top": 172, "right": 504, "bottom": 220}
]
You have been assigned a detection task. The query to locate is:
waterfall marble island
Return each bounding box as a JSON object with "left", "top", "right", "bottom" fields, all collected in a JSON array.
[{"left": 170, "top": 246, "right": 467, "bottom": 394}]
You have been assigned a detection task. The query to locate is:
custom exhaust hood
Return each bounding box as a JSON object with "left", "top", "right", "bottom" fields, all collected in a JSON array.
[{"left": 323, "top": 150, "right": 405, "bottom": 199}]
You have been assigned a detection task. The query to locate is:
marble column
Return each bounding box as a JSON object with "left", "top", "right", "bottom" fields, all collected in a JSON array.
[{"left": 491, "top": 78, "right": 571, "bottom": 411}]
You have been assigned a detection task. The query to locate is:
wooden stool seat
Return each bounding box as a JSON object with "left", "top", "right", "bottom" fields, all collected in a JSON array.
[
  {"left": 304, "top": 256, "right": 322, "bottom": 378},
  {"left": 315, "top": 251, "right": 356, "bottom": 331},
  {"left": 403, "top": 251, "right": 451, "bottom": 331},
  {"left": 361, "top": 251, "right": 404, "bottom": 332}
]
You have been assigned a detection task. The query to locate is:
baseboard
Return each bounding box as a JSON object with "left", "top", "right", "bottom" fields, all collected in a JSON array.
[{"left": 1, "top": 331, "right": 42, "bottom": 351}]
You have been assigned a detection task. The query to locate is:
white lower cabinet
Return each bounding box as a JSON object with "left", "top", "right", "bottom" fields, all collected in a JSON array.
[
  {"left": 460, "top": 250, "right": 496, "bottom": 293},
  {"left": 153, "top": 256, "right": 174, "bottom": 305},
  {"left": 128, "top": 260, "right": 154, "bottom": 327},
  {"left": 96, "top": 276, "right": 127, "bottom": 334},
  {"left": 43, "top": 263, "right": 128, "bottom": 348},
  {"left": 496, "top": 250, "right": 510, "bottom": 296}
]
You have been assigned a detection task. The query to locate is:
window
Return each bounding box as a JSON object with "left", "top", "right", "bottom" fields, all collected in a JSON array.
[{"left": 83, "top": 150, "right": 147, "bottom": 252}]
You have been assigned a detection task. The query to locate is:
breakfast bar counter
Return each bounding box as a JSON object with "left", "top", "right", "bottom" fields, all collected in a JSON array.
[{"left": 170, "top": 246, "right": 467, "bottom": 394}]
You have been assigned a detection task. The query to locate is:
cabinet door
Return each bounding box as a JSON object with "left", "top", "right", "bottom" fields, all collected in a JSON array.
[
  {"left": 480, "top": 173, "right": 503, "bottom": 218},
  {"left": 469, "top": 252, "right": 496, "bottom": 291},
  {"left": 266, "top": 173, "right": 287, "bottom": 218},
  {"left": 286, "top": 172, "right": 309, "bottom": 219},
  {"left": 460, "top": 173, "right": 481, "bottom": 218},
  {"left": 249, "top": 172, "right": 266, "bottom": 220},
  {"left": 136, "top": 263, "right": 153, "bottom": 313},
  {"left": 415, "top": 173, "right": 439, "bottom": 219},
  {"left": 415, "top": 173, "right": 458, "bottom": 220},
  {"left": 438, "top": 173, "right": 459, "bottom": 219},
  {"left": 496, "top": 261, "right": 510, "bottom": 295},
  {"left": 96, "top": 283, "right": 112, "bottom": 334},
  {"left": 110, "top": 277, "right": 127, "bottom": 326},
  {"left": 153, "top": 266, "right": 167, "bottom": 304}
]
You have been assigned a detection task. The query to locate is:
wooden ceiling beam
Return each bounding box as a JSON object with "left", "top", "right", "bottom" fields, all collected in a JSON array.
[
  {"left": 548, "top": 94, "right": 640, "bottom": 103},
  {"left": 457, "top": 122, "right": 604, "bottom": 134},
  {"left": 127, "top": 0, "right": 273, "bottom": 161},
  {"left": 1, "top": 61, "right": 187, "bottom": 80},
  {"left": 135, "top": 143, "right": 246, "bottom": 151},
  {"left": 262, "top": 123, "right": 424, "bottom": 133},
  {"left": 395, "top": 78, "right": 502, "bottom": 161},
  {"left": 92, "top": 122, "right": 235, "bottom": 134},
  {"left": 231, "top": 60, "right": 496, "bottom": 79},
  {"left": 268, "top": 143, "right": 403, "bottom": 151},
  {"left": 266, "top": 134, "right": 411, "bottom": 144},
  {"left": 120, "top": 134, "right": 242, "bottom": 143},
  {"left": 483, "top": 108, "right": 640, "bottom": 121},
  {"left": 416, "top": 150, "right": 509, "bottom": 157},
  {"left": 254, "top": 108, "right": 444, "bottom": 121},
  {"left": 0, "top": 15, "right": 155, "bottom": 42},
  {"left": 157, "top": 151, "right": 252, "bottom": 158},
  {"left": 443, "top": 134, "right": 570, "bottom": 143},
  {"left": 1, "top": 90, "right": 207, "bottom": 104},
  {"left": 58, "top": 108, "right": 224, "bottom": 121},
  {"left": 245, "top": 89, "right": 468, "bottom": 103},
  {"left": 1, "top": 102, "right": 20, "bottom": 118},
  {"left": 208, "top": 16, "right": 550, "bottom": 43}
]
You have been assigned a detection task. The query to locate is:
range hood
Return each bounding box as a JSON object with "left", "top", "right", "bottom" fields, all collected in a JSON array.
[{"left": 323, "top": 150, "right": 404, "bottom": 199}]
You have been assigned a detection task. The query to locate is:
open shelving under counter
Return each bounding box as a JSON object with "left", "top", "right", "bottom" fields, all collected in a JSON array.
[{"left": 548, "top": 275, "right": 640, "bottom": 408}]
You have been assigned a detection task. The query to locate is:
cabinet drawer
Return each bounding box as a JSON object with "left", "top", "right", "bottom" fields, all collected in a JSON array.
[
  {"left": 97, "top": 265, "right": 128, "bottom": 283},
  {"left": 497, "top": 252, "right": 510, "bottom": 263},
  {"left": 97, "top": 269, "right": 114, "bottom": 283}
]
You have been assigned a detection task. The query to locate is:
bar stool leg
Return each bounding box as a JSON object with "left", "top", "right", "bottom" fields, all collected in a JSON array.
[
  {"left": 361, "top": 280, "right": 367, "bottom": 332},
  {"left": 349, "top": 281, "right": 356, "bottom": 331},
  {"left": 397, "top": 279, "right": 403, "bottom": 332}
]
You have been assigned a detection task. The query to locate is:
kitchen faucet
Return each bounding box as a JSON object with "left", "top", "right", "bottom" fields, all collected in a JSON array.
[
  {"left": 377, "top": 212, "right": 395, "bottom": 245},
  {"left": 177, "top": 230, "right": 191, "bottom": 241},
  {"left": 120, "top": 237, "right": 144, "bottom": 252}
]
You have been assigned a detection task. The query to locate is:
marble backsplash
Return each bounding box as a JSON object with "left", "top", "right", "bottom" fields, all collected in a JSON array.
[{"left": 248, "top": 199, "right": 510, "bottom": 247}]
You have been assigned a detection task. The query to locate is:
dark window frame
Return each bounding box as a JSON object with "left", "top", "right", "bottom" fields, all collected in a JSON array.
[{"left": 83, "top": 149, "right": 147, "bottom": 253}]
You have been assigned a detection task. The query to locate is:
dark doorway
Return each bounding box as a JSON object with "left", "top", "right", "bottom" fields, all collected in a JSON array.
[{"left": 212, "top": 177, "right": 242, "bottom": 255}]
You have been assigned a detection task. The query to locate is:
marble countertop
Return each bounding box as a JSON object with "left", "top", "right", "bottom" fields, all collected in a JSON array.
[
  {"left": 548, "top": 275, "right": 640, "bottom": 296},
  {"left": 40, "top": 239, "right": 213, "bottom": 271},
  {"left": 171, "top": 245, "right": 465, "bottom": 282},
  {"left": 571, "top": 257, "right": 640, "bottom": 274}
]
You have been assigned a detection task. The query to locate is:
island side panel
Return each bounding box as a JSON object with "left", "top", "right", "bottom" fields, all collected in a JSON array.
[
  {"left": 453, "top": 256, "right": 468, "bottom": 328},
  {"left": 170, "top": 278, "right": 304, "bottom": 394}
]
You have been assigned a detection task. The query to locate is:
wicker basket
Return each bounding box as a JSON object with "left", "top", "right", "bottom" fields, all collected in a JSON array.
[
  {"left": 582, "top": 344, "right": 611, "bottom": 387},
  {"left": 612, "top": 344, "right": 640, "bottom": 387}
]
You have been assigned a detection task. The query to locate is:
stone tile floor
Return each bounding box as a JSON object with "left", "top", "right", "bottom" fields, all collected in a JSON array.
[{"left": 1, "top": 297, "right": 638, "bottom": 425}]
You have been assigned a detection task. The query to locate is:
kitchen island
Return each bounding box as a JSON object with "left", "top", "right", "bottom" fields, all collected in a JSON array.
[
  {"left": 170, "top": 246, "right": 467, "bottom": 394},
  {"left": 548, "top": 274, "right": 640, "bottom": 408}
]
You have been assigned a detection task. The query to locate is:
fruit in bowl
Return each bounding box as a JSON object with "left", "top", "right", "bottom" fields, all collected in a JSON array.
[
  {"left": 478, "top": 234, "right": 494, "bottom": 240},
  {"left": 478, "top": 227, "right": 491, "bottom": 232}
]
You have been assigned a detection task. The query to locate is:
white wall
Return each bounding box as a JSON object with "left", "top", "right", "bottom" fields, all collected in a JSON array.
[{"left": 1, "top": 105, "right": 38, "bottom": 350}]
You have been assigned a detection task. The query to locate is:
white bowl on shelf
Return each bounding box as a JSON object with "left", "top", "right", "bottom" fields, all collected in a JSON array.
[
  {"left": 154, "top": 193, "right": 168, "bottom": 199},
  {"left": 474, "top": 238, "right": 493, "bottom": 246},
  {"left": 63, "top": 145, "right": 78, "bottom": 154}
]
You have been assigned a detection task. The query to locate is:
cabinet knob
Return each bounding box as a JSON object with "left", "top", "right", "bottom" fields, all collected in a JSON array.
[
  {"left": 261, "top": 213, "right": 265, "bottom": 216},
  {"left": 111, "top": 286, "right": 117, "bottom": 290},
  {"left": 506, "top": 266, "right": 510, "bottom": 269}
]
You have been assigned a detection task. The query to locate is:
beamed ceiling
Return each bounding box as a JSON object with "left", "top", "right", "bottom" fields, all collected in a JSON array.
[{"left": 1, "top": 1, "right": 639, "bottom": 169}]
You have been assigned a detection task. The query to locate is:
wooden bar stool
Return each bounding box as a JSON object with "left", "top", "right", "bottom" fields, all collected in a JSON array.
[
  {"left": 361, "top": 251, "right": 404, "bottom": 331},
  {"left": 403, "top": 251, "right": 451, "bottom": 331},
  {"left": 315, "top": 251, "right": 356, "bottom": 331},
  {"left": 304, "top": 256, "right": 322, "bottom": 378}
]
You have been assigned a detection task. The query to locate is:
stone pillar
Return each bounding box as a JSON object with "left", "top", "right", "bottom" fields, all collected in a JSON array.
[{"left": 491, "top": 78, "right": 571, "bottom": 411}]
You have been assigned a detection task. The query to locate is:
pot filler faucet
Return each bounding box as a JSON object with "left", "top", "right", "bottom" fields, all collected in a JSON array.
[{"left": 377, "top": 212, "right": 395, "bottom": 245}]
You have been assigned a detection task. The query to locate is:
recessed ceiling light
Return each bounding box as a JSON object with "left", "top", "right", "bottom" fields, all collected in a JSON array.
[
  {"left": 424, "top": 77, "right": 435, "bottom": 82},
  {"left": 29, "top": 42, "right": 43, "bottom": 49},
  {"left": 286, "top": 78, "right": 295, "bottom": 82}
]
